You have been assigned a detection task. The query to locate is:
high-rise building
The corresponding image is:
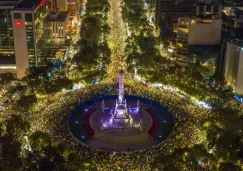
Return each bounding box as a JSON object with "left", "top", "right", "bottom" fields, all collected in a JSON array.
[
  {"left": 176, "top": 17, "right": 222, "bottom": 64},
  {"left": 0, "top": 0, "right": 81, "bottom": 79},
  {"left": 0, "top": 0, "right": 21, "bottom": 76},
  {"left": 155, "top": 0, "right": 196, "bottom": 29},
  {"left": 44, "top": 0, "right": 70, "bottom": 61},
  {"left": 223, "top": 40, "right": 243, "bottom": 94},
  {"left": 196, "top": 0, "right": 223, "bottom": 17},
  {"left": 45, "top": 0, "right": 70, "bottom": 44},
  {"left": 11, "top": 0, "right": 48, "bottom": 78},
  {"left": 0, "top": 5, "right": 15, "bottom": 58},
  {"left": 216, "top": 6, "right": 243, "bottom": 77}
]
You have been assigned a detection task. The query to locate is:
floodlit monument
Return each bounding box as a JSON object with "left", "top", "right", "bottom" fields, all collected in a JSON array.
[
  {"left": 100, "top": 56, "right": 140, "bottom": 129},
  {"left": 68, "top": 56, "right": 174, "bottom": 152},
  {"left": 108, "top": 71, "right": 133, "bottom": 128}
]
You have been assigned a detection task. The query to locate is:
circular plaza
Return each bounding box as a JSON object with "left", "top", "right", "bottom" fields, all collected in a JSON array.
[{"left": 68, "top": 95, "right": 174, "bottom": 152}]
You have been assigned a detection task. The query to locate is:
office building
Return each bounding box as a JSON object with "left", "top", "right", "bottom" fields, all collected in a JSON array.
[
  {"left": 0, "top": 0, "right": 81, "bottom": 79},
  {"left": 196, "top": 0, "right": 223, "bottom": 17},
  {"left": 155, "top": 0, "right": 196, "bottom": 32},
  {"left": 0, "top": 0, "right": 22, "bottom": 76},
  {"left": 45, "top": 0, "right": 70, "bottom": 44},
  {"left": 176, "top": 17, "right": 222, "bottom": 63},
  {"left": 11, "top": 0, "right": 48, "bottom": 78},
  {"left": 223, "top": 40, "right": 243, "bottom": 94},
  {"left": 44, "top": 0, "right": 70, "bottom": 61},
  {"left": 216, "top": 7, "right": 243, "bottom": 76}
]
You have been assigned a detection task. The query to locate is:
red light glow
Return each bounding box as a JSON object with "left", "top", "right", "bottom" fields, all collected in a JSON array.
[
  {"left": 38, "top": 0, "right": 46, "bottom": 7},
  {"left": 15, "top": 21, "right": 23, "bottom": 28}
]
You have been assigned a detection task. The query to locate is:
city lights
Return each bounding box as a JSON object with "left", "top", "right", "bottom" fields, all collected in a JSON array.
[{"left": 0, "top": 0, "right": 243, "bottom": 170}]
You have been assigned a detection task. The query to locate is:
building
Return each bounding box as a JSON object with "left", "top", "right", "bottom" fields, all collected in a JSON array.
[
  {"left": 45, "top": 12, "right": 70, "bottom": 42},
  {"left": 216, "top": 6, "right": 243, "bottom": 76},
  {"left": 0, "top": 0, "right": 81, "bottom": 79},
  {"left": 155, "top": 0, "right": 196, "bottom": 28},
  {"left": 223, "top": 40, "right": 243, "bottom": 94},
  {"left": 45, "top": 0, "right": 70, "bottom": 44},
  {"left": 176, "top": 17, "right": 222, "bottom": 64},
  {"left": 196, "top": 0, "right": 223, "bottom": 17},
  {"left": 0, "top": 0, "right": 21, "bottom": 76},
  {"left": 68, "top": 0, "right": 79, "bottom": 26},
  {"left": 154, "top": 0, "right": 242, "bottom": 47},
  {"left": 44, "top": 0, "right": 70, "bottom": 61},
  {"left": 154, "top": 0, "right": 196, "bottom": 43},
  {"left": 11, "top": 0, "right": 48, "bottom": 78},
  {"left": 56, "top": 0, "right": 67, "bottom": 11}
]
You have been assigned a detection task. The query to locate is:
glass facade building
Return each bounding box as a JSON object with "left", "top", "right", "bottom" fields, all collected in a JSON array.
[
  {"left": 11, "top": 0, "right": 49, "bottom": 78},
  {"left": 0, "top": 7, "right": 15, "bottom": 59}
]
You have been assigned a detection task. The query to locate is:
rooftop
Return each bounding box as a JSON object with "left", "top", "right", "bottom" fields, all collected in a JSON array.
[
  {"left": 229, "top": 39, "right": 243, "bottom": 47},
  {"left": 48, "top": 11, "right": 69, "bottom": 22},
  {"left": 0, "top": 0, "right": 21, "bottom": 7},
  {"left": 12, "top": 0, "right": 47, "bottom": 10}
]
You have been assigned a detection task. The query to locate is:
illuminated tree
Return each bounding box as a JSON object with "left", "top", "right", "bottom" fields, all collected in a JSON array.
[{"left": 29, "top": 131, "right": 51, "bottom": 153}]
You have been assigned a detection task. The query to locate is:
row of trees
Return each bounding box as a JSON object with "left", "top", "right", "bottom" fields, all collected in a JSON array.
[
  {"left": 70, "top": 0, "right": 111, "bottom": 83},
  {"left": 122, "top": 0, "right": 167, "bottom": 79}
]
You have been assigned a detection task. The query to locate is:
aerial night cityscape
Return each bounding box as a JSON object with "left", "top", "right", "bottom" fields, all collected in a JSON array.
[{"left": 1, "top": 0, "right": 243, "bottom": 170}]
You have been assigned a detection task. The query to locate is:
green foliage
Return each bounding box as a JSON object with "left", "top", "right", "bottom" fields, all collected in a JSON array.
[
  {"left": 1, "top": 134, "right": 23, "bottom": 170},
  {"left": 72, "top": 0, "right": 111, "bottom": 82},
  {"left": 23, "top": 65, "right": 73, "bottom": 95},
  {"left": 152, "top": 145, "right": 217, "bottom": 170},
  {"left": 29, "top": 131, "right": 51, "bottom": 153},
  {"left": 218, "top": 162, "right": 241, "bottom": 171},
  {"left": 0, "top": 73, "right": 16, "bottom": 85},
  {"left": 6, "top": 115, "right": 30, "bottom": 139},
  {"left": 122, "top": 0, "right": 148, "bottom": 34},
  {"left": 16, "top": 94, "right": 37, "bottom": 110}
]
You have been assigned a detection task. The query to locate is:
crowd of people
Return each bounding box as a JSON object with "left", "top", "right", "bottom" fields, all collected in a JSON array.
[
  {"left": 1, "top": 0, "right": 241, "bottom": 169},
  {"left": 17, "top": 79, "right": 213, "bottom": 170}
]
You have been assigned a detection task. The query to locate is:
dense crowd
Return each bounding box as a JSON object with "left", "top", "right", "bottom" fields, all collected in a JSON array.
[
  {"left": 17, "top": 79, "right": 213, "bottom": 170},
  {"left": 0, "top": 0, "right": 241, "bottom": 170}
]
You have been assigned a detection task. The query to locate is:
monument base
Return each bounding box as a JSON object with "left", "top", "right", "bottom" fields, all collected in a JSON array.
[{"left": 109, "top": 117, "right": 131, "bottom": 129}]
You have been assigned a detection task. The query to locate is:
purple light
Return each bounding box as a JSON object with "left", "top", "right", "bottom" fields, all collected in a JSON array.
[
  {"left": 75, "top": 121, "right": 78, "bottom": 124},
  {"left": 164, "top": 120, "right": 167, "bottom": 123},
  {"left": 82, "top": 136, "right": 84, "bottom": 139},
  {"left": 85, "top": 109, "right": 88, "bottom": 112}
]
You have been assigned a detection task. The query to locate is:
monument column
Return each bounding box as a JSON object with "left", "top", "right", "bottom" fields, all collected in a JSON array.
[{"left": 118, "top": 71, "right": 124, "bottom": 103}]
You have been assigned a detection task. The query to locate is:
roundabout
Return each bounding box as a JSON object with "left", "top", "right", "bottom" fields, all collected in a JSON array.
[
  {"left": 24, "top": 76, "right": 212, "bottom": 170},
  {"left": 68, "top": 95, "right": 174, "bottom": 152},
  {"left": 68, "top": 71, "right": 174, "bottom": 152},
  {"left": 1, "top": 0, "right": 239, "bottom": 169}
]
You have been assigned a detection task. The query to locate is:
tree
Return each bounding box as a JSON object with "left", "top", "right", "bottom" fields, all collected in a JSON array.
[
  {"left": 55, "top": 141, "right": 71, "bottom": 159},
  {"left": 16, "top": 94, "right": 37, "bottom": 110},
  {"left": 29, "top": 131, "right": 51, "bottom": 153},
  {"left": 218, "top": 162, "right": 241, "bottom": 171},
  {"left": 0, "top": 73, "right": 16, "bottom": 85},
  {"left": 0, "top": 134, "right": 23, "bottom": 170},
  {"left": 152, "top": 148, "right": 203, "bottom": 170},
  {"left": 5, "top": 115, "right": 30, "bottom": 139}
]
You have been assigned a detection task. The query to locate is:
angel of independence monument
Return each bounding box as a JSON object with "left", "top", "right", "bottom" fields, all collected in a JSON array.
[{"left": 100, "top": 56, "right": 143, "bottom": 130}]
